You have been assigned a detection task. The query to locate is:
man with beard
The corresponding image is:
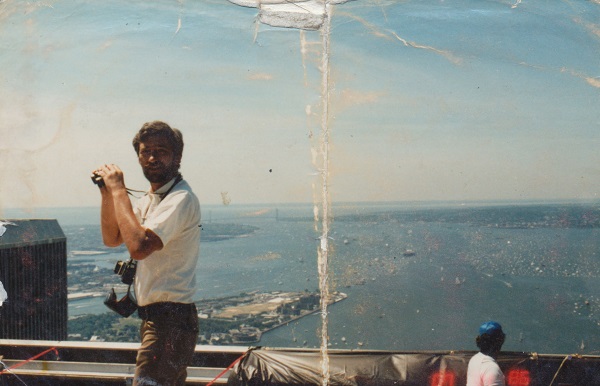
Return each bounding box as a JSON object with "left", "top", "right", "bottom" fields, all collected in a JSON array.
[{"left": 94, "top": 121, "right": 200, "bottom": 386}]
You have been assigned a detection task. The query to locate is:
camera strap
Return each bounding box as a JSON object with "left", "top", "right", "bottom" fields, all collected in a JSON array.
[
  {"left": 140, "top": 173, "right": 183, "bottom": 225},
  {"left": 122, "top": 174, "right": 182, "bottom": 203},
  {"left": 158, "top": 173, "right": 183, "bottom": 202},
  {"left": 127, "top": 174, "right": 181, "bottom": 299},
  {"left": 105, "top": 176, "right": 184, "bottom": 318}
]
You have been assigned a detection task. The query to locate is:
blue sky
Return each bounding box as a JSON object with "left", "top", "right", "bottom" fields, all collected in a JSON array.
[{"left": 0, "top": 0, "right": 599, "bottom": 211}]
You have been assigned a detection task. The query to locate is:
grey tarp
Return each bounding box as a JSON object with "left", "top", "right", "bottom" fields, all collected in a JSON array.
[
  {"left": 228, "top": 348, "right": 600, "bottom": 386},
  {"left": 227, "top": 348, "right": 468, "bottom": 386}
]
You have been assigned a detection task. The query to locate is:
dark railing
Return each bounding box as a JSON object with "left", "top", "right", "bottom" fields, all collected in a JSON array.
[{"left": 0, "top": 339, "right": 247, "bottom": 385}]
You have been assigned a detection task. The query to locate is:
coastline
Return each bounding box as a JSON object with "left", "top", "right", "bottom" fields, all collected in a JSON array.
[{"left": 68, "top": 292, "right": 104, "bottom": 300}]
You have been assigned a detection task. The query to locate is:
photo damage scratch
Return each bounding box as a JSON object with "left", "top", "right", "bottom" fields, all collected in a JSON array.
[
  {"left": 0, "top": 221, "right": 17, "bottom": 237},
  {"left": 0, "top": 280, "right": 7, "bottom": 306},
  {"left": 228, "top": 0, "right": 339, "bottom": 383}
]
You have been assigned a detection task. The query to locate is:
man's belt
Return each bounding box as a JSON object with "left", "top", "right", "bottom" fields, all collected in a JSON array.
[{"left": 138, "top": 302, "right": 196, "bottom": 320}]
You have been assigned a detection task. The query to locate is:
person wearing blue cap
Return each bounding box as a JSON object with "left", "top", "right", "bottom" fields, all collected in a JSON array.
[{"left": 466, "top": 321, "right": 506, "bottom": 386}]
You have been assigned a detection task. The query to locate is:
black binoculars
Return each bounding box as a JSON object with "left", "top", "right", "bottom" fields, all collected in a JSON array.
[{"left": 90, "top": 172, "right": 105, "bottom": 188}]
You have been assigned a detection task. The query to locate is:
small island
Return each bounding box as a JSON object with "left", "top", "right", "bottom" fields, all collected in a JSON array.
[{"left": 197, "top": 290, "right": 347, "bottom": 344}]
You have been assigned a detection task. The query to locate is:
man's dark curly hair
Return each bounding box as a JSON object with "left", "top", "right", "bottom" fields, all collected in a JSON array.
[
  {"left": 132, "top": 121, "right": 184, "bottom": 159},
  {"left": 476, "top": 330, "right": 505, "bottom": 355}
]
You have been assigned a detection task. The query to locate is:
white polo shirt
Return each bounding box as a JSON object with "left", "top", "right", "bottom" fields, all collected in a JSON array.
[
  {"left": 466, "top": 352, "right": 505, "bottom": 386},
  {"left": 133, "top": 177, "right": 201, "bottom": 307}
]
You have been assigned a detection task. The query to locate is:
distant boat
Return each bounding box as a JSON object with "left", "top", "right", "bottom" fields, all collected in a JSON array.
[{"left": 402, "top": 249, "right": 416, "bottom": 256}]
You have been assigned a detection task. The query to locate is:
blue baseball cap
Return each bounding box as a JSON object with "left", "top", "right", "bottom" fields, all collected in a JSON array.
[{"left": 479, "top": 321, "right": 503, "bottom": 336}]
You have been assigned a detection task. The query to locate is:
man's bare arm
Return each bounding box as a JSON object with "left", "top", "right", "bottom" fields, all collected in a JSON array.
[
  {"left": 99, "top": 187, "right": 123, "bottom": 247},
  {"left": 110, "top": 188, "right": 163, "bottom": 260},
  {"left": 96, "top": 164, "right": 163, "bottom": 260}
]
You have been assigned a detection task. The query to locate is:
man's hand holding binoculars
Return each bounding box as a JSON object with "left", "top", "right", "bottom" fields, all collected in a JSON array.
[{"left": 91, "top": 164, "right": 127, "bottom": 193}]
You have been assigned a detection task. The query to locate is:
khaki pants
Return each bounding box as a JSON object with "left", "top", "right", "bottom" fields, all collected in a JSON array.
[{"left": 133, "top": 303, "right": 199, "bottom": 386}]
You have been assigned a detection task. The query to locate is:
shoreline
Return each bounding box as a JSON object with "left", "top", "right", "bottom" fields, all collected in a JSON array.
[
  {"left": 225, "top": 292, "right": 348, "bottom": 344},
  {"left": 68, "top": 292, "right": 105, "bottom": 300},
  {"left": 259, "top": 292, "right": 348, "bottom": 336}
]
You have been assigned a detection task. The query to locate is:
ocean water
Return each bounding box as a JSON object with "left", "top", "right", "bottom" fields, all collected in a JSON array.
[{"left": 8, "top": 203, "right": 600, "bottom": 354}]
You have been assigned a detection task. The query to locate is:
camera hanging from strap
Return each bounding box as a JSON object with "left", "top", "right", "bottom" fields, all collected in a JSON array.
[{"left": 104, "top": 283, "right": 138, "bottom": 318}]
